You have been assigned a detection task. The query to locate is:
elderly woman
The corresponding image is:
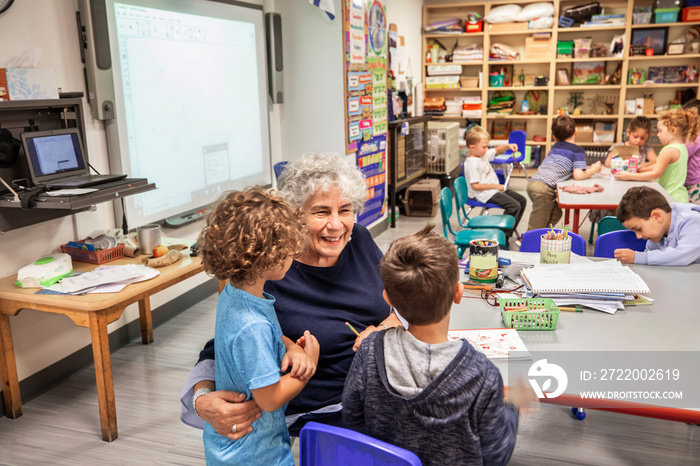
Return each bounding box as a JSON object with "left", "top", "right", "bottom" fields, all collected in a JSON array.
[{"left": 180, "top": 152, "right": 402, "bottom": 439}]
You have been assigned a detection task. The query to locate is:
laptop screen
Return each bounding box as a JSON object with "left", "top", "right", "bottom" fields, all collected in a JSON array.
[{"left": 22, "top": 129, "right": 88, "bottom": 185}]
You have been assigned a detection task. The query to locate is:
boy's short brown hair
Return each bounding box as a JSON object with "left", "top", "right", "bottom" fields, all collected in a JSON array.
[
  {"left": 551, "top": 115, "right": 576, "bottom": 142},
  {"left": 617, "top": 186, "right": 671, "bottom": 222},
  {"left": 465, "top": 126, "right": 490, "bottom": 147},
  {"left": 380, "top": 224, "right": 459, "bottom": 326},
  {"left": 199, "top": 187, "right": 305, "bottom": 284}
]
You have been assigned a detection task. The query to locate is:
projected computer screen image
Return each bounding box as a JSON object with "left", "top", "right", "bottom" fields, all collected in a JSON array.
[{"left": 105, "top": 0, "right": 271, "bottom": 227}]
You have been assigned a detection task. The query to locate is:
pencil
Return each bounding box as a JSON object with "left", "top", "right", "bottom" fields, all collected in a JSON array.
[
  {"left": 558, "top": 307, "right": 583, "bottom": 312},
  {"left": 345, "top": 322, "right": 361, "bottom": 337}
]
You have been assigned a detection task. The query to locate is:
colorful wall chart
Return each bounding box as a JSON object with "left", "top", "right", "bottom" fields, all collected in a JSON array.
[{"left": 344, "top": 0, "right": 387, "bottom": 227}]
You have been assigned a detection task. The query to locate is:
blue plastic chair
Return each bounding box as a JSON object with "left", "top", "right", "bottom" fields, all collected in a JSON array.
[
  {"left": 453, "top": 177, "right": 515, "bottom": 239},
  {"left": 490, "top": 130, "right": 530, "bottom": 188},
  {"left": 594, "top": 230, "right": 647, "bottom": 258},
  {"left": 520, "top": 228, "right": 587, "bottom": 256},
  {"left": 300, "top": 421, "right": 422, "bottom": 466},
  {"left": 440, "top": 188, "right": 506, "bottom": 258},
  {"left": 273, "top": 161, "right": 288, "bottom": 180}
]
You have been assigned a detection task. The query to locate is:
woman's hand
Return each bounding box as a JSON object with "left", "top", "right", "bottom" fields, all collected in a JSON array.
[
  {"left": 613, "top": 171, "right": 633, "bottom": 181},
  {"left": 195, "top": 390, "right": 262, "bottom": 440},
  {"left": 283, "top": 334, "right": 317, "bottom": 381},
  {"left": 352, "top": 325, "right": 378, "bottom": 352}
]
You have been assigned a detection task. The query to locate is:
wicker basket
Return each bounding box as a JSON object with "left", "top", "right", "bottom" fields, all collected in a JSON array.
[{"left": 60, "top": 244, "right": 125, "bottom": 264}]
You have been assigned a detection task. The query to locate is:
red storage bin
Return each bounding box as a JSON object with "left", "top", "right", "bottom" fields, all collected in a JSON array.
[
  {"left": 682, "top": 6, "right": 700, "bottom": 22},
  {"left": 465, "top": 20, "right": 482, "bottom": 33}
]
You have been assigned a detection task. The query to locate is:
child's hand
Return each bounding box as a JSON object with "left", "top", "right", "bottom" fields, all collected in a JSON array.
[
  {"left": 282, "top": 336, "right": 317, "bottom": 381},
  {"left": 613, "top": 171, "right": 633, "bottom": 180},
  {"left": 507, "top": 143, "right": 518, "bottom": 153},
  {"left": 496, "top": 185, "right": 505, "bottom": 192},
  {"left": 590, "top": 161, "right": 602, "bottom": 173},
  {"left": 614, "top": 248, "right": 636, "bottom": 263},
  {"left": 301, "top": 330, "right": 320, "bottom": 367},
  {"left": 507, "top": 377, "right": 539, "bottom": 416}
]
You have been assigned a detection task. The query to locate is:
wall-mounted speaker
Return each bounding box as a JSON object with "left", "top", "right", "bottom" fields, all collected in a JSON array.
[
  {"left": 265, "top": 12, "right": 284, "bottom": 104},
  {"left": 77, "top": 0, "right": 116, "bottom": 120}
]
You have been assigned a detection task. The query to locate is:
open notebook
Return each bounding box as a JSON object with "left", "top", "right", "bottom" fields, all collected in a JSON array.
[{"left": 521, "top": 261, "right": 650, "bottom": 294}]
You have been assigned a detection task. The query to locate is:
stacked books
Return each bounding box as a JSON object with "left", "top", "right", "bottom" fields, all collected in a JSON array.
[
  {"left": 453, "top": 44, "right": 483, "bottom": 63},
  {"left": 462, "top": 96, "right": 482, "bottom": 119},
  {"left": 582, "top": 14, "right": 626, "bottom": 26},
  {"left": 424, "top": 18, "right": 464, "bottom": 34},
  {"left": 521, "top": 261, "right": 651, "bottom": 314}
]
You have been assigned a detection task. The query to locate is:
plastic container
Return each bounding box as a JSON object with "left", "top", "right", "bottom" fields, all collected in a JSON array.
[
  {"left": 402, "top": 179, "right": 441, "bottom": 216},
  {"left": 654, "top": 7, "right": 680, "bottom": 23},
  {"left": 500, "top": 298, "right": 560, "bottom": 331},
  {"left": 633, "top": 11, "right": 653, "bottom": 24},
  {"left": 60, "top": 243, "right": 125, "bottom": 264},
  {"left": 682, "top": 6, "right": 700, "bottom": 21},
  {"left": 465, "top": 20, "right": 482, "bottom": 33}
]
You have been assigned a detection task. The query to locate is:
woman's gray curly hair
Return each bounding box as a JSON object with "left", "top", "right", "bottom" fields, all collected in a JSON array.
[{"left": 278, "top": 152, "right": 368, "bottom": 214}]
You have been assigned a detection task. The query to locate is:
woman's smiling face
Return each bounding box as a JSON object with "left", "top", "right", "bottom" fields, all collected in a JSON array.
[{"left": 299, "top": 188, "right": 355, "bottom": 267}]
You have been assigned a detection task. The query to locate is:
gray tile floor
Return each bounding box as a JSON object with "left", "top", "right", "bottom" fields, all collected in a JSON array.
[{"left": 1, "top": 178, "right": 699, "bottom": 465}]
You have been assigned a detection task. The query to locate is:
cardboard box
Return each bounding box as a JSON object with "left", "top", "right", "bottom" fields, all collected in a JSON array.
[
  {"left": 489, "top": 22, "right": 529, "bottom": 33},
  {"left": 525, "top": 37, "right": 553, "bottom": 61},
  {"left": 575, "top": 123, "right": 594, "bottom": 143},
  {"left": 593, "top": 130, "right": 615, "bottom": 143}
]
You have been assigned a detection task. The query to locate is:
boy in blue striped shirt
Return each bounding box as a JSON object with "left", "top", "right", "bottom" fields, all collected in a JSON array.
[{"left": 526, "top": 115, "right": 602, "bottom": 231}]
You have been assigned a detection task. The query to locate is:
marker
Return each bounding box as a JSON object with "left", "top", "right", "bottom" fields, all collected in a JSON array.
[
  {"left": 345, "top": 322, "right": 361, "bottom": 337},
  {"left": 559, "top": 307, "right": 583, "bottom": 312}
]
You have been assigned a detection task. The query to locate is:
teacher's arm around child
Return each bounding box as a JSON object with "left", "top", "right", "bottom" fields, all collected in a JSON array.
[
  {"left": 614, "top": 108, "right": 699, "bottom": 203},
  {"left": 199, "top": 187, "right": 319, "bottom": 466}
]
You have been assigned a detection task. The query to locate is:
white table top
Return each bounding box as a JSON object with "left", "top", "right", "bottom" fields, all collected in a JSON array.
[{"left": 556, "top": 174, "right": 673, "bottom": 210}]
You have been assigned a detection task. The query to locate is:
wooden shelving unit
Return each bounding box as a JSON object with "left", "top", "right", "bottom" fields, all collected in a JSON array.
[{"left": 422, "top": 0, "right": 700, "bottom": 163}]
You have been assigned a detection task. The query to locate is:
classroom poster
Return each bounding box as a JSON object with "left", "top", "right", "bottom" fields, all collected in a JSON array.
[{"left": 344, "top": 0, "right": 387, "bottom": 227}]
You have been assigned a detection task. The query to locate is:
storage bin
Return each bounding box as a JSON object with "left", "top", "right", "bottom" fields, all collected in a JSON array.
[
  {"left": 654, "top": 7, "right": 680, "bottom": 23},
  {"left": 633, "top": 11, "right": 652, "bottom": 24},
  {"left": 460, "top": 76, "right": 479, "bottom": 88},
  {"left": 60, "top": 243, "right": 125, "bottom": 264},
  {"left": 682, "top": 6, "right": 700, "bottom": 21},
  {"left": 500, "top": 298, "right": 560, "bottom": 331},
  {"left": 465, "top": 20, "right": 482, "bottom": 33},
  {"left": 402, "top": 179, "right": 441, "bottom": 217}
]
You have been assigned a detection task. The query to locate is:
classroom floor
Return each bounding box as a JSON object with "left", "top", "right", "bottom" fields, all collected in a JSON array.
[{"left": 1, "top": 177, "right": 699, "bottom": 465}]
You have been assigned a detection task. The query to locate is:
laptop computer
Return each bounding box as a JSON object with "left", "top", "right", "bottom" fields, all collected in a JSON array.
[{"left": 21, "top": 128, "right": 126, "bottom": 189}]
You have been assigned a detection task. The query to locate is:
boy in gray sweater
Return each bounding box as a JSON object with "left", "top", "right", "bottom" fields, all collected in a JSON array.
[{"left": 342, "top": 224, "right": 520, "bottom": 466}]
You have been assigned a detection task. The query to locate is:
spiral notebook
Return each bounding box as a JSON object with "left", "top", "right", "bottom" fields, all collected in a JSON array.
[{"left": 521, "top": 262, "right": 650, "bottom": 294}]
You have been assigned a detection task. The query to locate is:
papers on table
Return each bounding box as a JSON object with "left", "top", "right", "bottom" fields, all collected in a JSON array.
[
  {"left": 521, "top": 260, "right": 650, "bottom": 294},
  {"left": 45, "top": 265, "right": 159, "bottom": 295},
  {"left": 44, "top": 188, "right": 99, "bottom": 196},
  {"left": 448, "top": 328, "right": 531, "bottom": 360}
]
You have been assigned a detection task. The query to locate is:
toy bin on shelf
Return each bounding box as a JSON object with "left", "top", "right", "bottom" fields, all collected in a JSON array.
[
  {"left": 60, "top": 244, "right": 125, "bottom": 264},
  {"left": 500, "top": 298, "right": 560, "bottom": 331},
  {"left": 654, "top": 7, "right": 680, "bottom": 23}
]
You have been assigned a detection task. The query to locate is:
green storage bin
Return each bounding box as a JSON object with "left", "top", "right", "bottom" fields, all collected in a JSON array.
[
  {"left": 500, "top": 298, "right": 560, "bottom": 331},
  {"left": 654, "top": 7, "right": 680, "bottom": 22}
]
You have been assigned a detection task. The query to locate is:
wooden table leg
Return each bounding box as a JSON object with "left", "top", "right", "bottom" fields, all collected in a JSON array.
[
  {"left": 138, "top": 297, "right": 153, "bottom": 344},
  {"left": 0, "top": 314, "right": 22, "bottom": 419},
  {"left": 572, "top": 209, "right": 581, "bottom": 234},
  {"left": 564, "top": 208, "right": 570, "bottom": 228},
  {"left": 89, "top": 312, "right": 118, "bottom": 442}
]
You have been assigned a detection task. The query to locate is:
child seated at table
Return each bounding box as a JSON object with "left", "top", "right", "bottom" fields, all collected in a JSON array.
[
  {"left": 613, "top": 108, "right": 699, "bottom": 203},
  {"left": 682, "top": 99, "right": 700, "bottom": 205},
  {"left": 342, "top": 224, "right": 530, "bottom": 466},
  {"left": 464, "top": 126, "right": 527, "bottom": 240},
  {"left": 200, "top": 187, "right": 319, "bottom": 465},
  {"left": 527, "top": 115, "right": 602, "bottom": 231},
  {"left": 614, "top": 186, "right": 700, "bottom": 266}
]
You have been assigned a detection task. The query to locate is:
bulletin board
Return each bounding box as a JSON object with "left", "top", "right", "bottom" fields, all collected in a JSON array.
[{"left": 344, "top": 0, "right": 388, "bottom": 227}]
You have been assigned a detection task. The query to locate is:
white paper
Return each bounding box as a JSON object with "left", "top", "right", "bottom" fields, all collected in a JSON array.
[
  {"left": 45, "top": 188, "right": 99, "bottom": 196},
  {"left": 448, "top": 328, "right": 531, "bottom": 360},
  {"left": 60, "top": 265, "right": 147, "bottom": 293}
]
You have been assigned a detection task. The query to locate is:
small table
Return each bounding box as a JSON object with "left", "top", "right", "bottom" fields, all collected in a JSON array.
[
  {"left": 556, "top": 176, "right": 672, "bottom": 234},
  {"left": 0, "top": 253, "right": 206, "bottom": 441}
]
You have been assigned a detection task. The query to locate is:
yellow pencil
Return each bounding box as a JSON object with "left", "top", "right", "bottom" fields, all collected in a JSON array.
[
  {"left": 345, "top": 322, "right": 361, "bottom": 337},
  {"left": 559, "top": 307, "right": 583, "bottom": 312}
]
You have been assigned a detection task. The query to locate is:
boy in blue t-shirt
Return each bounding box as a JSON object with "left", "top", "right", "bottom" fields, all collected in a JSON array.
[
  {"left": 615, "top": 186, "right": 700, "bottom": 266},
  {"left": 200, "top": 187, "right": 319, "bottom": 466},
  {"left": 526, "top": 115, "right": 602, "bottom": 231}
]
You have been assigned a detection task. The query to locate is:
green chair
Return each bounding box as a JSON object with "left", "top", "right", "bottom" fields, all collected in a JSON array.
[
  {"left": 597, "top": 216, "right": 626, "bottom": 236},
  {"left": 453, "top": 177, "right": 515, "bottom": 240},
  {"left": 440, "top": 187, "right": 506, "bottom": 259}
]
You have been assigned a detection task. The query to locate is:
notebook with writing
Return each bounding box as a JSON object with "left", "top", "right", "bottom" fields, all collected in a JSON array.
[{"left": 21, "top": 128, "right": 126, "bottom": 189}]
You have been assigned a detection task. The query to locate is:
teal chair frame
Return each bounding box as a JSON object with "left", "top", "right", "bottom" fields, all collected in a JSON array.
[
  {"left": 453, "top": 176, "right": 515, "bottom": 242},
  {"left": 520, "top": 228, "right": 587, "bottom": 256},
  {"left": 440, "top": 187, "right": 506, "bottom": 258}
]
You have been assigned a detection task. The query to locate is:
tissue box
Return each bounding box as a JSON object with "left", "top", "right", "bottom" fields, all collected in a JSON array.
[{"left": 4, "top": 68, "right": 59, "bottom": 100}]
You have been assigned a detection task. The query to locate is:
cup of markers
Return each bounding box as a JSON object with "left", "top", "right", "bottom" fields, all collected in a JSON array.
[{"left": 540, "top": 226, "right": 571, "bottom": 264}]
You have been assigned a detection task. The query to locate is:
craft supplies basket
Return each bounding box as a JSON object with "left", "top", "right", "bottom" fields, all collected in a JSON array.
[
  {"left": 500, "top": 298, "right": 560, "bottom": 331},
  {"left": 60, "top": 244, "right": 125, "bottom": 264}
]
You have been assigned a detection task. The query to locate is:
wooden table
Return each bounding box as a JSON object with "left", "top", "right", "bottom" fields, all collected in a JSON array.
[
  {"left": 0, "top": 254, "right": 205, "bottom": 441},
  {"left": 556, "top": 176, "right": 673, "bottom": 234}
]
